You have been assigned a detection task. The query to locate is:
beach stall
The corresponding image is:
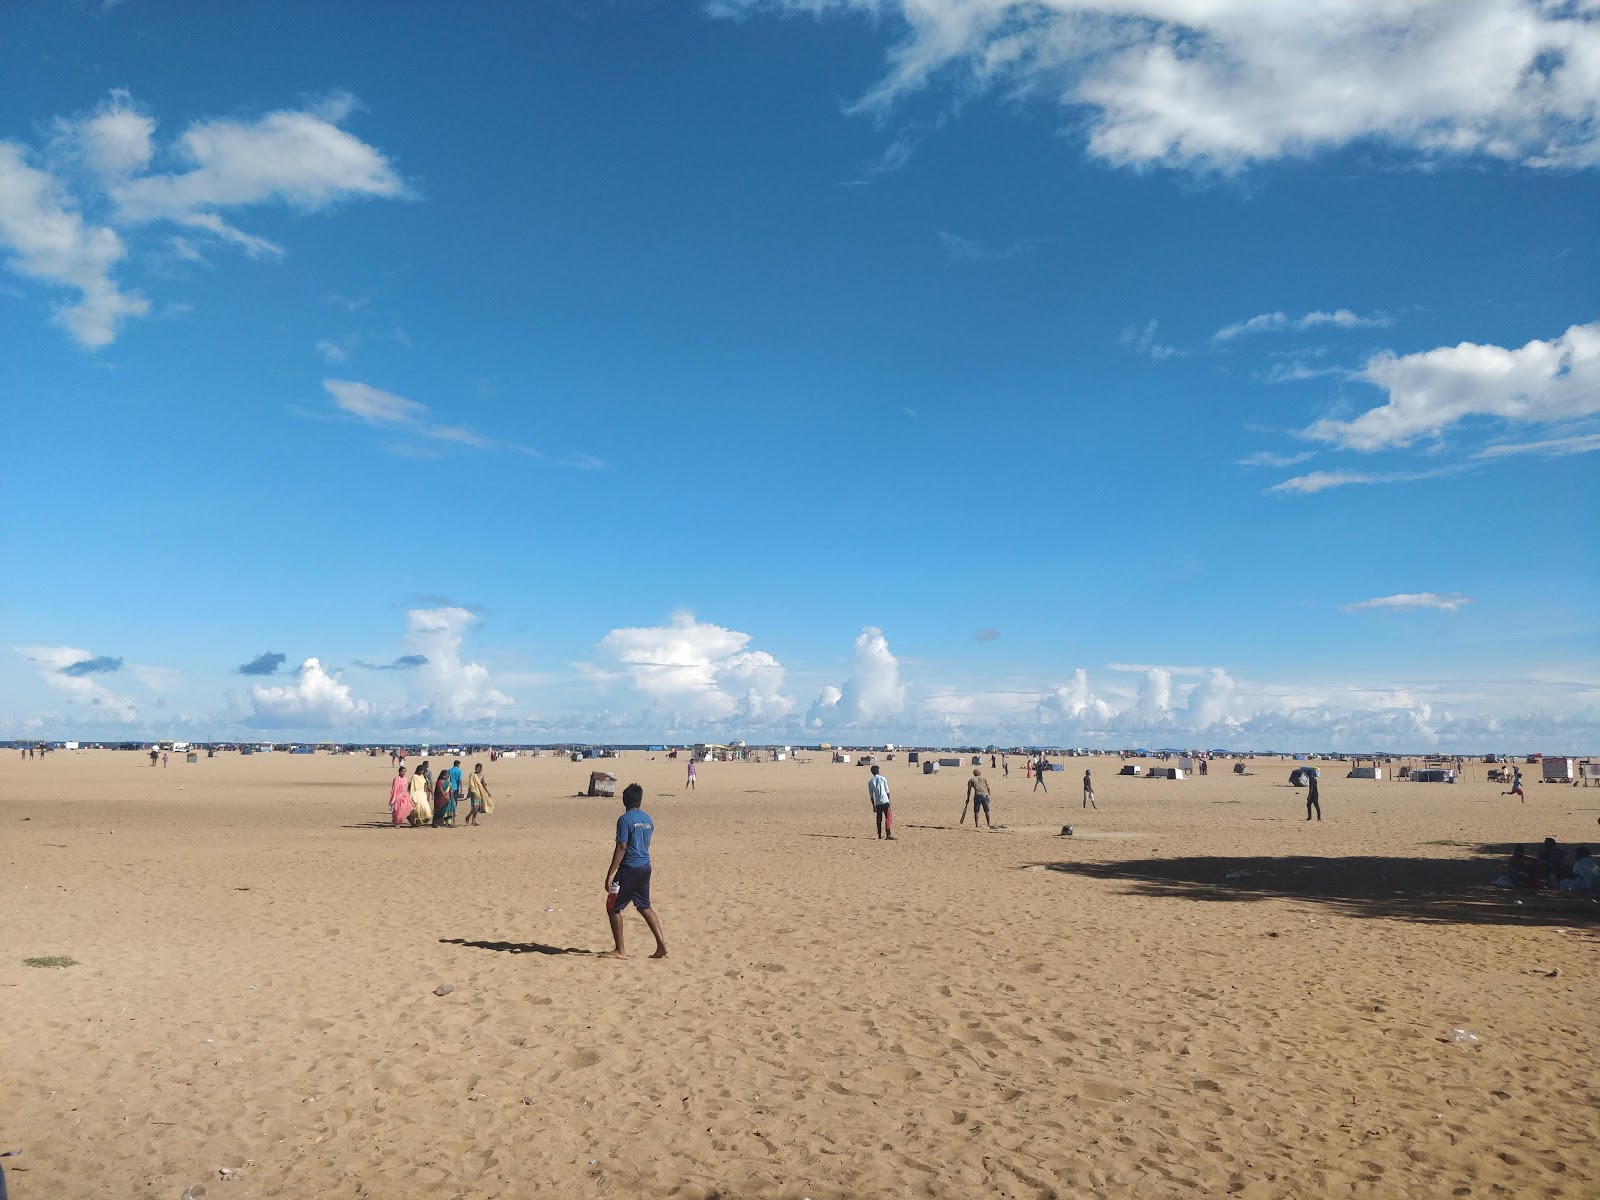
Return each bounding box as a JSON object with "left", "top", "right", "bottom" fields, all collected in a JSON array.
[
  {"left": 1345, "top": 757, "right": 1384, "bottom": 780},
  {"left": 1147, "top": 766, "right": 1186, "bottom": 780},
  {"left": 938, "top": 757, "right": 963, "bottom": 768},
  {"left": 922, "top": 760, "right": 940, "bottom": 774},
  {"left": 1119, "top": 764, "right": 1144, "bottom": 776},
  {"left": 907, "top": 752, "right": 920, "bottom": 764},
  {"left": 587, "top": 771, "right": 618, "bottom": 798},
  {"left": 1541, "top": 757, "right": 1576, "bottom": 784}
]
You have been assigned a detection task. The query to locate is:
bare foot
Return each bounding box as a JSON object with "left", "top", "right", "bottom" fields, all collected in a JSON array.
[
  {"left": 597, "top": 950, "right": 626, "bottom": 959},
  {"left": 650, "top": 948, "right": 668, "bottom": 959}
]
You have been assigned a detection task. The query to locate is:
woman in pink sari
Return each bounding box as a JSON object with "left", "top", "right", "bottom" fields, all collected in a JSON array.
[{"left": 389, "top": 766, "right": 415, "bottom": 827}]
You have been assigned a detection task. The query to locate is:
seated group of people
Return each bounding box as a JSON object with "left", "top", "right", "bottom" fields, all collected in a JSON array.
[{"left": 1505, "top": 838, "right": 1600, "bottom": 892}]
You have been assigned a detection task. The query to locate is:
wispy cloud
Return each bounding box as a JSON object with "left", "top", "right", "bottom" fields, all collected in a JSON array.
[
  {"left": 1341, "top": 592, "right": 1471, "bottom": 614},
  {"left": 1118, "top": 319, "right": 1181, "bottom": 361},
  {"left": 1267, "top": 465, "right": 1463, "bottom": 495},
  {"left": 1261, "top": 361, "right": 1350, "bottom": 384},
  {"left": 1215, "top": 309, "right": 1393, "bottom": 342},
  {"left": 975, "top": 628, "right": 1000, "bottom": 642},
  {"left": 937, "top": 231, "right": 1035, "bottom": 262},
  {"left": 353, "top": 654, "right": 429, "bottom": 671},
  {"left": 1235, "top": 450, "right": 1314, "bottom": 468},
  {"left": 1476, "top": 431, "right": 1600, "bottom": 459}
]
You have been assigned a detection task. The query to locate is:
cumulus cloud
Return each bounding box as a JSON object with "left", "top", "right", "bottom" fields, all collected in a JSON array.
[
  {"left": 714, "top": 1, "right": 1600, "bottom": 170},
  {"left": 809, "top": 626, "right": 907, "bottom": 729},
  {"left": 0, "top": 142, "right": 149, "bottom": 347},
  {"left": 397, "top": 608, "right": 513, "bottom": 725},
  {"left": 13, "top": 644, "right": 138, "bottom": 722},
  {"left": 249, "top": 658, "right": 369, "bottom": 727},
  {"left": 1215, "top": 309, "right": 1393, "bottom": 341},
  {"left": 1306, "top": 322, "right": 1600, "bottom": 451},
  {"left": 1037, "top": 668, "right": 1113, "bottom": 726},
  {"left": 237, "top": 651, "right": 286, "bottom": 676},
  {"left": 0, "top": 91, "right": 403, "bottom": 347},
  {"left": 594, "top": 612, "right": 792, "bottom": 726},
  {"left": 1342, "top": 592, "right": 1472, "bottom": 613}
]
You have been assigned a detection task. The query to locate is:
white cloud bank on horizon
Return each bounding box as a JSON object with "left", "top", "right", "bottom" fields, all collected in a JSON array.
[
  {"left": 0, "top": 91, "right": 404, "bottom": 347},
  {"left": 1342, "top": 592, "right": 1472, "bottom": 614},
  {"left": 591, "top": 612, "right": 794, "bottom": 728},
  {"left": 712, "top": 0, "right": 1600, "bottom": 171}
]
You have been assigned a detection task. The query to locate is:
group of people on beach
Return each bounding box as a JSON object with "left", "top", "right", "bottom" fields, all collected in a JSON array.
[
  {"left": 387, "top": 758, "right": 491, "bottom": 828},
  {"left": 1504, "top": 838, "right": 1599, "bottom": 893}
]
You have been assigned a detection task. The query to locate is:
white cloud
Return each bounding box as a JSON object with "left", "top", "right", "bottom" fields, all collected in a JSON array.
[
  {"left": 111, "top": 95, "right": 405, "bottom": 223},
  {"left": 1476, "top": 431, "right": 1600, "bottom": 459},
  {"left": 248, "top": 657, "right": 368, "bottom": 727},
  {"left": 595, "top": 612, "right": 793, "bottom": 726},
  {"left": 1184, "top": 667, "right": 1237, "bottom": 729},
  {"left": 937, "top": 230, "right": 1034, "bottom": 261},
  {"left": 1118, "top": 318, "right": 1180, "bottom": 360},
  {"left": 321, "top": 378, "right": 585, "bottom": 461},
  {"left": 716, "top": 1, "right": 1600, "bottom": 170},
  {"left": 13, "top": 644, "right": 138, "bottom": 722},
  {"left": 0, "top": 142, "right": 149, "bottom": 347},
  {"left": 316, "top": 337, "right": 351, "bottom": 364},
  {"left": 1341, "top": 592, "right": 1472, "bottom": 613},
  {"left": 1215, "top": 309, "right": 1393, "bottom": 341},
  {"left": 1235, "top": 450, "right": 1314, "bottom": 468},
  {"left": 1306, "top": 322, "right": 1600, "bottom": 451},
  {"left": 1037, "top": 668, "right": 1113, "bottom": 725},
  {"left": 1136, "top": 666, "right": 1172, "bottom": 718},
  {"left": 809, "top": 626, "right": 907, "bottom": 729},
  {"left": 0, "top": 92, "right": 404, "bottom": 347},
  {"left": 397, "top": 607, "right": 514, "bottom": 725}
]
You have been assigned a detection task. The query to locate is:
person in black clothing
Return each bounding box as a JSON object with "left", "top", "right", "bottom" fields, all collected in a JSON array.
[{"left": 1306, "top": 770, "right": 1321, "bottom": 821}]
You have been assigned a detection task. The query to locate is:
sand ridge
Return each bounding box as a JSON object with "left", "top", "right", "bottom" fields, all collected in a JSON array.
[{"left": 3, "top": 750, "right": 1597, "bottom": 1198}]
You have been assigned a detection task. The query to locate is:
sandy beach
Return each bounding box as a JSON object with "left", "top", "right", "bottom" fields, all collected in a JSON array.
[{"left": 4, "top": 749, "right": 1597, "bottom": 1199}]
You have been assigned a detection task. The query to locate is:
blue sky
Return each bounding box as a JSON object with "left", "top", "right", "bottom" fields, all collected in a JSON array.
[{"left": 2, "top": 0, "right": 1596, "bottom": 750}]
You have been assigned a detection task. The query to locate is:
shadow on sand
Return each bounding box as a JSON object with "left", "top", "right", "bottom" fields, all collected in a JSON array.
[
  {"left": 1026, "top": 848, "right": 1600, "bottom": 929},
  {"left": 441, "top": 938, "right": 591, "bottom": 956}
]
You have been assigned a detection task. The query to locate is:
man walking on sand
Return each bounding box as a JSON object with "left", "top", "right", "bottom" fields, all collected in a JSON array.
[
  {"left": 1082, "top": 768, "right": 1097, "bottom": 810},
  {"left": 601, "top": 783, "right": 667, "bottom": 960},
  {"left": 686, "top": 758, "right": 697, "bottom": 790},
  {"left": 964, "top": 768, "right": 992, "bottom": 829},
  {"left": 868, "top": 764, "right": 894, "bottom": 840},
  {"left": 1033, "top": 754, "right": 1049, "bottom": 792}
]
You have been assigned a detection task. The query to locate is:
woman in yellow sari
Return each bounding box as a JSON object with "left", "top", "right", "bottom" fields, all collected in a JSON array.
[
  {"left": 408, "top": 759, "right": 433, "bottom": 826},
  {"left": 465, "top": 763, "right": 492, "bottom": 826}
]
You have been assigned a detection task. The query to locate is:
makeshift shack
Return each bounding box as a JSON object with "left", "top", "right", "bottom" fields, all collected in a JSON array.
[
  {"left": 1542, "top": 757, "right": 1576, "bottom": 784},
  {"left": 1119, "top": 764, "right": 1143, "bottom": 776},
  {"left": 938, "top": 757, "right": 963, "bottom": 768},
  {"left": 1410, "top": 767, "right": 1455, "bottom": 783},
  {"left": 907, "top": 751, "right": 920, "bottom": 764},
  {"left": 1345, "top": 757, "right": 1383, "bottom": 780},
  {"left": 922, "top": 760, "right": 940, "bottom": 774},
  {"left": 1147, "top": 766, "right": 1186, "bottom": 780},
  {"left": 587, "top": 771, "right": 618, "bottom": 798}
]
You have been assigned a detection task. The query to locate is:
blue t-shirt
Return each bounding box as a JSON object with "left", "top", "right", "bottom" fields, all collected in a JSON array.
[
  {"left": 616, "top": 809, "right": 654, "bottom": 868},
  {"left": 448, "top": 766, "right": 463, "bottom": 793}
]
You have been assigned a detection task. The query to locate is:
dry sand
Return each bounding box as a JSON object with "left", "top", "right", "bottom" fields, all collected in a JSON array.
[{"left": 4, "top": 750, "right": 1598, "bottom": 1199}]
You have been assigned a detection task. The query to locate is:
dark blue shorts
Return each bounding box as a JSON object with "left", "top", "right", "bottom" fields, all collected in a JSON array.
[
  {"left": 613, "top": 865, "right": 652, "bottom": 912},
  {"left": 972, "top": 794, "right": 990, "bottom": 810}
]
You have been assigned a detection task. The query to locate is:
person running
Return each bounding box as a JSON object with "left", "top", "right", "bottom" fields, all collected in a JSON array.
[
  {"left": 1306, "top": 769, "right": 1322, "bottom": 821},
  {"left": 600, "top": 783, "right": 667, "bottom": 960},
  {"left": 1082, "top": 768, "right": 1097, "bottom": 810},
  {"left": 965, "top": 769, "right": 992, "bottom": 830},
  {"left": 868, "top": 764, "right": 894, "bottom": 840},
  {"left": 388, "top": 766, "right": 414, "bottom": 827},
  {"left": 1502, "top": 766, "right": 1525, "bottom": 802},
  {"left": 686, "top": 759, "right": 697, "bottom": 790},
  {"left": 1033, "top": 754, "right": 1050, "bottom": 792},
  {"left": 465, "top": 763, "right": 491, "bottom": 826}
]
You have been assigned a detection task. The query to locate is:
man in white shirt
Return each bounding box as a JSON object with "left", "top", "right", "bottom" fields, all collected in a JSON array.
[{"left": 867, "top": 764, "right": 894, "bottom": 840}]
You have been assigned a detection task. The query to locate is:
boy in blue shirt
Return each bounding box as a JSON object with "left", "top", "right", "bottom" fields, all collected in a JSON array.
[{"left": 601, "top": 783, "right": 668, "bottom": 959}]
